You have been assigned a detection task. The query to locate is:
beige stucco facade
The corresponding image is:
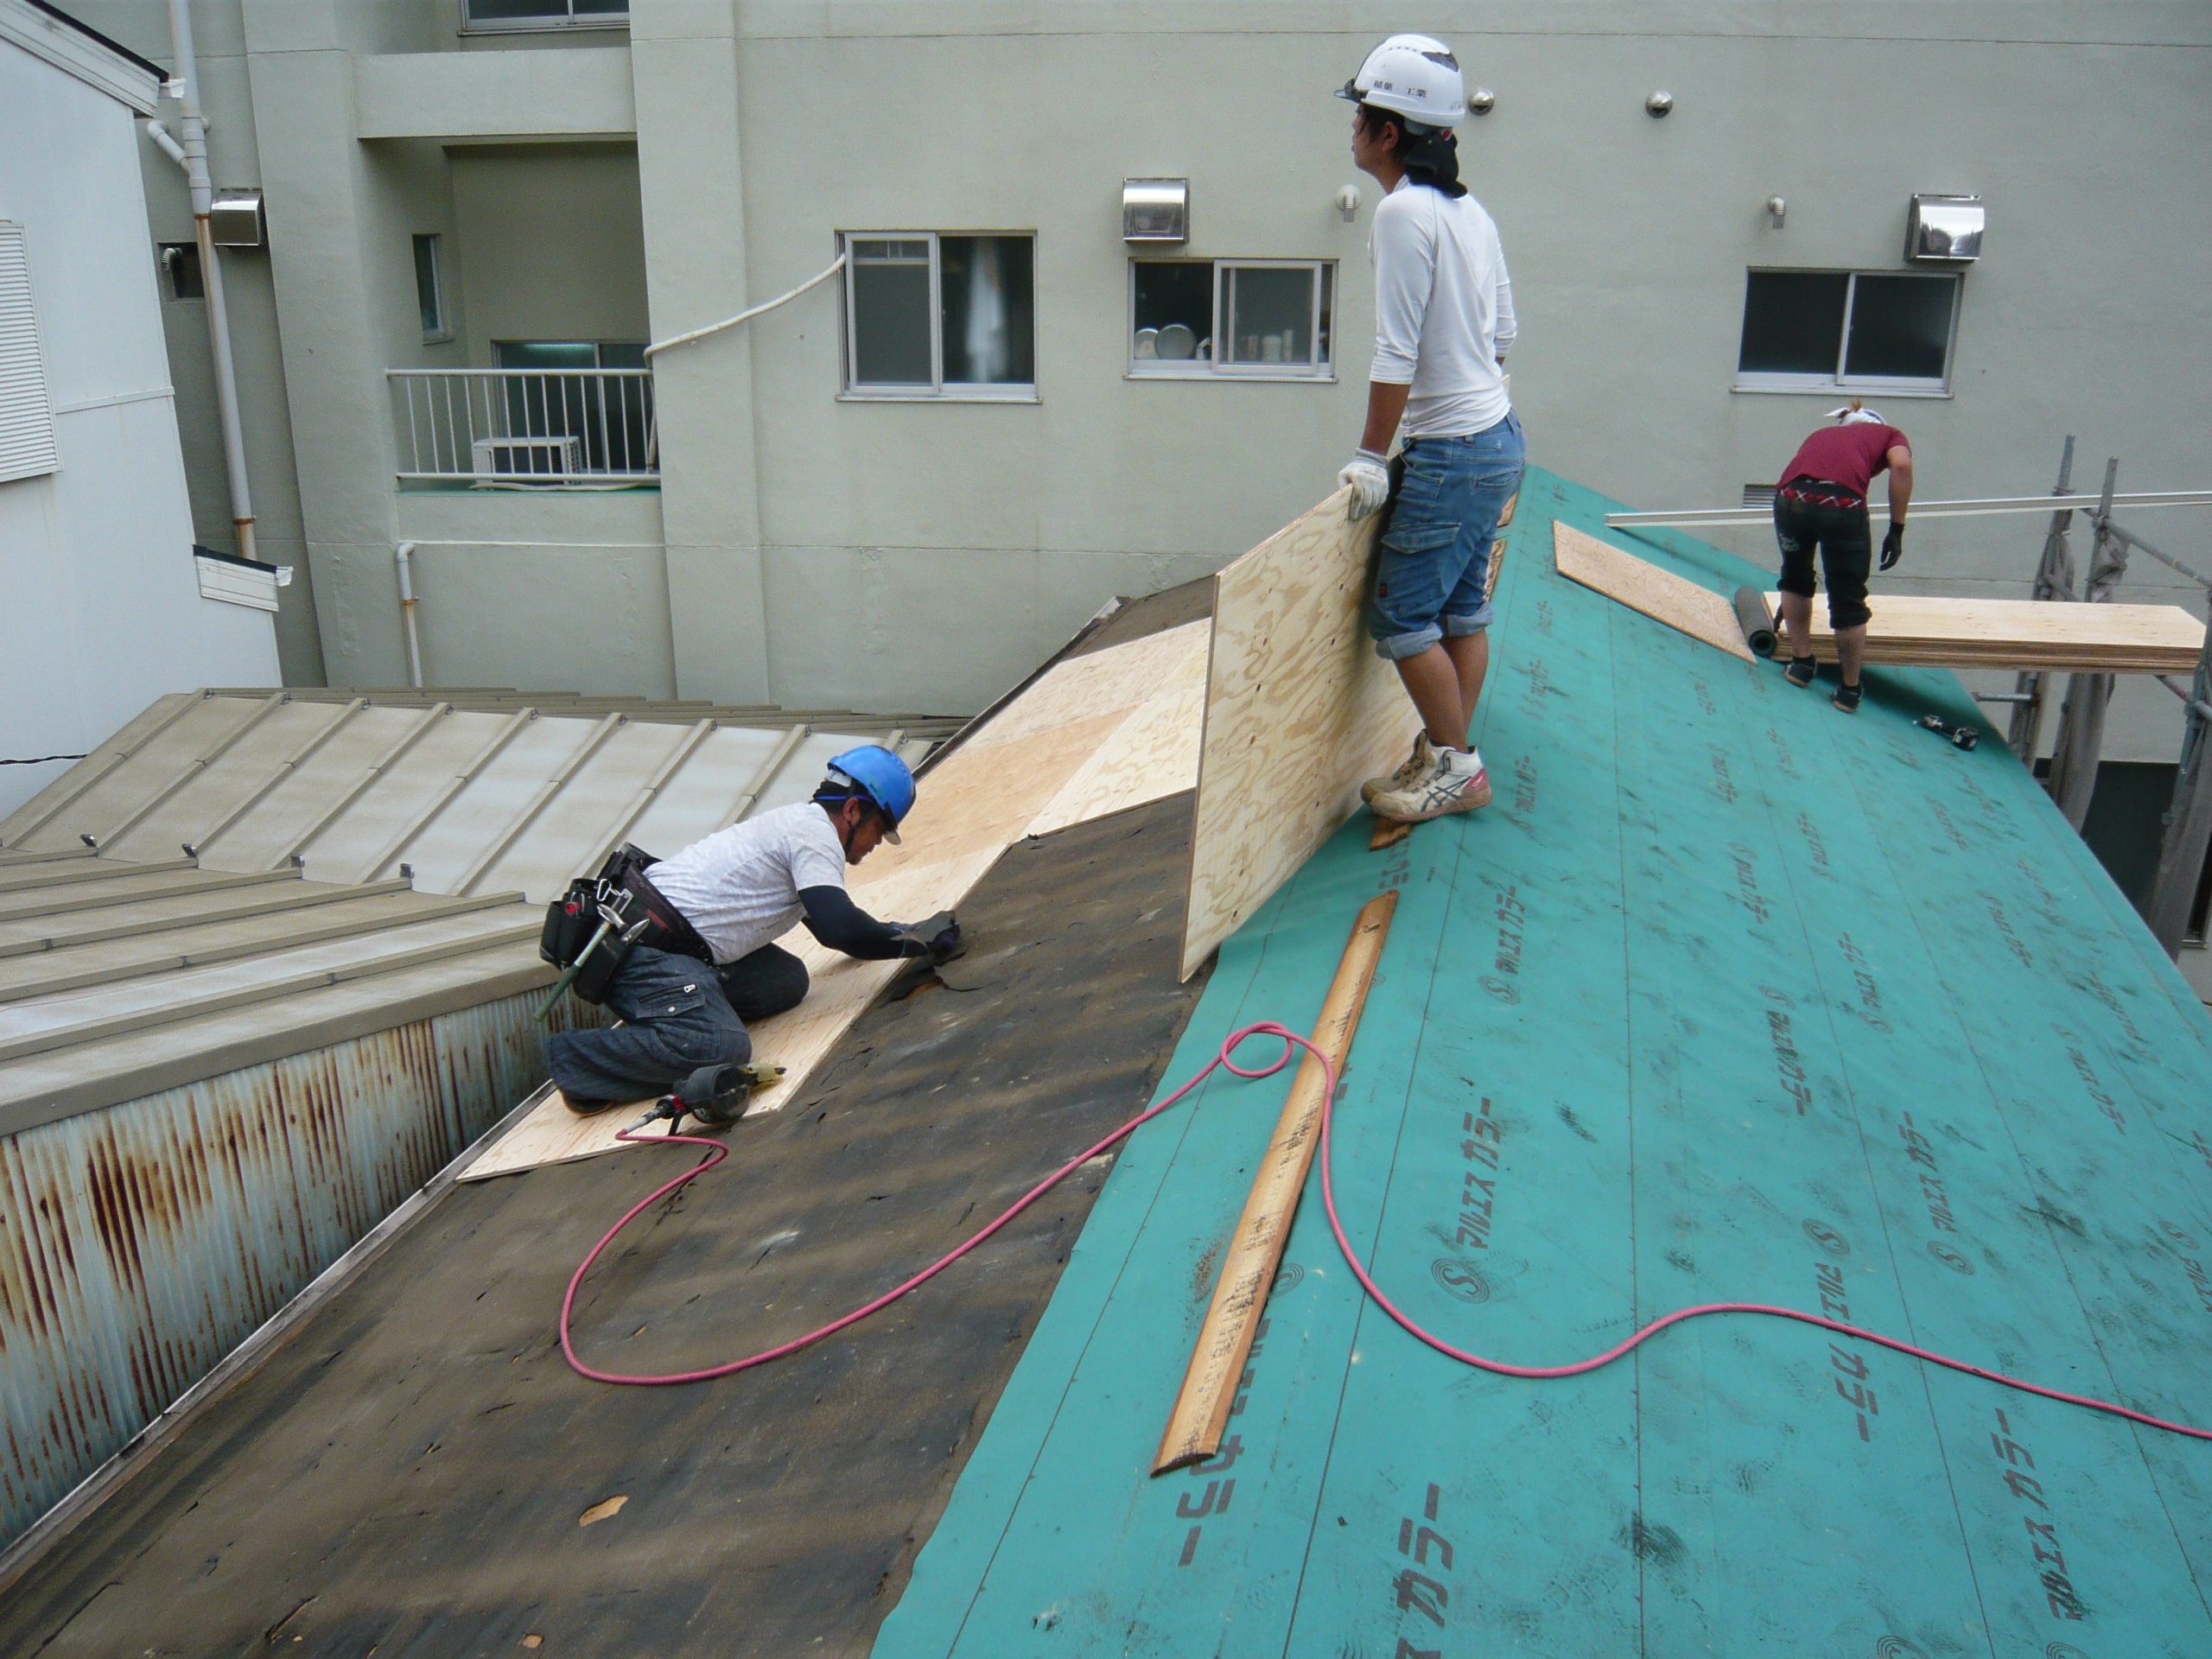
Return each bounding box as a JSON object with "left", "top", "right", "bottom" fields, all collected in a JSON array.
[{"left": 72, "top": 2, "right": 2212, "bottom": 756}]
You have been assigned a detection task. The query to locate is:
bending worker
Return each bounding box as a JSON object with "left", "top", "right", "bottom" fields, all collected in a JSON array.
[
  {"left": 546, "top": 746, "right": 959, "bottom": 1122},
  {"left": 1334, "top": 32, "right": 1527, "bottom": 824},
  {"left": 1773, "top": 403, "right": 1913, "bottom": 714}
]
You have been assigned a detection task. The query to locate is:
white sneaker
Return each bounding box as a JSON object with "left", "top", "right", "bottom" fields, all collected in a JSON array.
[
  {"left": 1371, "top": 747, "right": 1492, "bottom": 822},
  {"left": 1363, "top": 733, "right": 1436, "bottom": 806}
]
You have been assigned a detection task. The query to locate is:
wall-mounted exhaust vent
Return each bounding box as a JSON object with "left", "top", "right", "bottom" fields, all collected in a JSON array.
[
  {"left": 1122, "top": 178, "right": 1189, "bottom": 245},
  {"left": 209, "top": 188, "right": 264, "bottom": 248},
  {"left": 1905, "top": 194, "right": 1982, "bottom": 264}
]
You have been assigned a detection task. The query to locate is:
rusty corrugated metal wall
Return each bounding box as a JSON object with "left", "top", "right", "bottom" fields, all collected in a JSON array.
[{"left": 0, "top": 993, "right": 586, "bottom": 1545}]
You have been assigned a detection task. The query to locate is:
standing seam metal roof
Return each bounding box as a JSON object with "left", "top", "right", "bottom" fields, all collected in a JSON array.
[{"left": 0, "top": 692, "right": 937, "bottom": 1133}]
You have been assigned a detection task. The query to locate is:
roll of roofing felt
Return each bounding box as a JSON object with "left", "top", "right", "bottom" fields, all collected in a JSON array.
[{"left": 1733, "top": 585, "right": 1777, "bottom": 658}]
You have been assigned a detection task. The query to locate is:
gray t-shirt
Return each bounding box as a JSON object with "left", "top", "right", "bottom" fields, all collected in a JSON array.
[{"left": 645, "top": 801, "right": 847, "bottom": 964}]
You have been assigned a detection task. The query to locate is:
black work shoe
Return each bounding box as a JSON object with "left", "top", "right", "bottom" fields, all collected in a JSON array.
[
  {"left": 562, "top": 1093, "right": 615, "bottom": 1116},
  {"left": 1784, "top": 657, "right": 1818, "bottom": 688},
  {"left": 1832, "top": 681, "right": 1864, "bottom": 714}
]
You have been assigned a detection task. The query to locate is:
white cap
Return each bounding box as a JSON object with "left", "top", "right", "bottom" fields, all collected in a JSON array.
[{"left": 1827, "top": 404, "right": 1887, "bottom": 427}]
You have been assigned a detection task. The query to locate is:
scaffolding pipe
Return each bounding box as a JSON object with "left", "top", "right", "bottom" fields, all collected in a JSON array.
[
  {"left": 2144, "top": 615, "right": 2212, "bottom": 956},
  {"left": 1605, "top": 488, "right": 2212, "bottom": 531},
  {"left": 2047, "top": 461, "right": 2124, "bottom": 830},
  {"left": 156, "top": 0, "right": 257, "bottom": 563},
  {"left": 2008, "top": 436, "right": 2078, "bottom": 765}
]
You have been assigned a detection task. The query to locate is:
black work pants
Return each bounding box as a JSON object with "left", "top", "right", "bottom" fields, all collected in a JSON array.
[
  {"left": 544, "top": 942, "right": 810, "bottom": 1104},
  {"left": 1773, "top": 489, "right": 1873, "bottom": 631}
]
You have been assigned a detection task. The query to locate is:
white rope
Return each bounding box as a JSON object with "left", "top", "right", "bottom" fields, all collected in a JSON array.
[{"left": 644, "top": 254, "right": 849, "bottom": 359}]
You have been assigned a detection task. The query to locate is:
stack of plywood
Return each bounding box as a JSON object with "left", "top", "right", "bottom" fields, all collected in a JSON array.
[{"left": 1776, "top": 593, "right": 2206, "bottom": 671}]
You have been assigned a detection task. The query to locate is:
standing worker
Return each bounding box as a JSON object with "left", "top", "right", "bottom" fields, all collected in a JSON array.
[
  {"left": 546, "top": 746, "right": 960, "bottom": 1123},
  {"left": 1334, "top": 33, "right": 1526, "bottom": 823},
  {"left": 1772, "top": 403, "right": 1913, "bottom": 713}
]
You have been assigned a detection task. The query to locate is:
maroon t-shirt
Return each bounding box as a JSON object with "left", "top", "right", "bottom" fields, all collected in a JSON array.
[{"left": 1777, "top": 423, "right": 1909, "bottom": 496}]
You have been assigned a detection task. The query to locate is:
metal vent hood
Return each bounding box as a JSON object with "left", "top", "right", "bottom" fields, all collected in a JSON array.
[{"left": 1905, "top": 194, "right": 1982, "bottom": 263}]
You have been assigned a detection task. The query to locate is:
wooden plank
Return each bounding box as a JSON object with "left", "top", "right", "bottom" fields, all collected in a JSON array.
[
  {"left": 1181, "top": 489, "right": 1410, "bottom": 980},
  {"left": 1553, "top": 521, "right": 1758, "bottom": 663},
  {"left": 1771, "top": 593, "right": 2205, "bottom": 671},
  {"left": 1154, "top": 891, "right": 1396, "bottom": 1472},
  {"left": 1024, "top": 652, "right": 1208, "bottom": 839}
]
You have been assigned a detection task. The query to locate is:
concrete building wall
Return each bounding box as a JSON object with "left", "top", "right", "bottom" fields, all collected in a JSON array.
[
  {"left": 0, "top": 16, "right": 278, "bottom": 819},
  {"left": 720, "top": 4, "right": 2212, "bottom": 732},
  {"left": 86, "top": 0, "right": 327, "bottom": 685},
  {"left": 63, "top": 3, "right": 2212, "bottom": 765},
  {"left": 449, "top": 143, "right": 650, "bottom": 359}
]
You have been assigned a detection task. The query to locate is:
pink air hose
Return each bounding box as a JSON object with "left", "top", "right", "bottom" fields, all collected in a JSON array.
[{"left": 560, "top": 1023, "right": 2212, "bottom": 1442}]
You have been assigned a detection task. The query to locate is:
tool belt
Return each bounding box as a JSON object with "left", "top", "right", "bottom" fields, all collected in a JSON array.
[
  {"left": 539, "top": 845, "right": 715, "bottom": 1006},
  {"left": 1777, "top": 474, "right": 1867, "bottom": 511}
]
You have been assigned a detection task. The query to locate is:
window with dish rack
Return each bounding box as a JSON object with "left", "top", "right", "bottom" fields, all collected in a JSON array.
[{"left": 1128, "top": 258, "right": 1334, "bottom": 379}]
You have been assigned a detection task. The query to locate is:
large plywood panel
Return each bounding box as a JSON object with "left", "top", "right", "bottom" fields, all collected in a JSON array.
[
  {"left": 1025, "top": 671, "right": 1205, "bottom": 839},
  {"left": 972, "top": 620, "right": 1209, "bottom": 750},
  {"left": 1554, "top": 521, "right": 1758, "bottom": 663},
  {"left": 1179, "top": 488, "right": 1409, "bottom": 979}
]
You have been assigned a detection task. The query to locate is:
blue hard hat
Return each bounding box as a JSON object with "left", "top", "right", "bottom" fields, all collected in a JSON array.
[{"left": 821, "top": 745, "right": 916, "bottom": 843}]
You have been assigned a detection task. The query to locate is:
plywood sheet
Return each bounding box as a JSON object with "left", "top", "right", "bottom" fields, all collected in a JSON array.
[
  {"left": 1772, "top": 593, "right": 2205, "bottom": 671},
  {"left": 468, "top": 618, "right": 1216, "bottom": 1177},
  {"left": 857, "top": 713, "right": 1135, "bottom": 882},
  {"left": 462, "top": 850, "right": 1001, "bottom": 1179},
  {"left": 1024, "top": 664, "right": 1207, "bottom": 839},
  {"left": 1554, "top": 521, "right": 1758, "bottom": 663},
  {"left": 1179, "top": 488, "right": 1410, "bottom": 979},
  {"left": 966, "top": 620, "right": 1209, "bottom": 750}
]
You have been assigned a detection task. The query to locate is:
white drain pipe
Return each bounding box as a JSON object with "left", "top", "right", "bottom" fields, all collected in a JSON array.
[
  {"left": 394, "top": 542, "right": 424, "bottom": 689},
  {"left": 152, "top": 0, "right": 257, "bottom": 563}
]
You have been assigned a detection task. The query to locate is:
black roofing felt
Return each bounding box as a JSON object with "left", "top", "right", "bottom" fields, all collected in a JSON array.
[{"left": 0, "top": 793, "right": 1211, "bottom": 1658}]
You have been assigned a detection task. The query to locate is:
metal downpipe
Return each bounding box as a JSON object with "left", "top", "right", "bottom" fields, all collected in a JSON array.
[
  {"left": 162, "top": 0, "right": 257, "bottom": 563},
  {"left": 393, "top": 543, "right": 424, "bottom": 689}
]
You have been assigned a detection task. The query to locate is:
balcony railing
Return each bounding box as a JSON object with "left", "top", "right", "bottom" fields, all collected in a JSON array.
[{"left": 388, "top": 368, "right": 658, "bottom": 486}]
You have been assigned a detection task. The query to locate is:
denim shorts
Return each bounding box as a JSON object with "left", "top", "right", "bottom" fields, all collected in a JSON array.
[{"left": 1365, "top": 410, "right": 1528, "bottom": 660}]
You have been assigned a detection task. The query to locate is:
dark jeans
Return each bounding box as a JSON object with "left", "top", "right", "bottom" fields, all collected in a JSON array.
[
  {"left": 1773, "top": 486, "right": 1872, "bottom": 630},
  {"left": 544, "top": 942, "right": 810, "bottom": 1104}
]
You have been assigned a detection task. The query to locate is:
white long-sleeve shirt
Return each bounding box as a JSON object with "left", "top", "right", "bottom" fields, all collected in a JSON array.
[{"left": 1369, "top": 177, "right": 1516, "bottom": 438}]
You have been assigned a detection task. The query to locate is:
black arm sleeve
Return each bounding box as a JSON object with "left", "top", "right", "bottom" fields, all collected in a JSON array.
[{"left": 799, "top": 884, "right": 922, "bottom": 961}]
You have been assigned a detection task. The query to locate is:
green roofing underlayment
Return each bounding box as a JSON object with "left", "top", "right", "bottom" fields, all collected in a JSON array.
[{"left": 874, "top": 467, "right": 2212, "bottom": 1658}]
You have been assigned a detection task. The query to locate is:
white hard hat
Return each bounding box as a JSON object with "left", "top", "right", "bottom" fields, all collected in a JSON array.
[{"left": 1336, "top": 34, "right": 1466, "bottom": 130}]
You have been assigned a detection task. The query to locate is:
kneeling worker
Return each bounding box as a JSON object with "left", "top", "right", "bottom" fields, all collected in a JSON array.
[{"left": 546, "top": 745, "right": 960, "bottom": 1121}]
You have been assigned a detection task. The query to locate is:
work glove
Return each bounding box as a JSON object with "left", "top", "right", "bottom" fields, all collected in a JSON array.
[
  {"left": 906, "top": 910, "right": 964, "bottom": 964},
  {"left": 1338, "top": 449, "right": 1391, "bottom": 521},
  {"left": 1880, "top": 523, "right": 1905, "bottom": 571}
]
